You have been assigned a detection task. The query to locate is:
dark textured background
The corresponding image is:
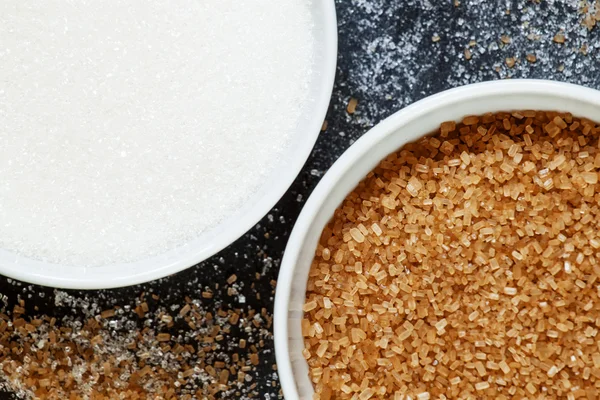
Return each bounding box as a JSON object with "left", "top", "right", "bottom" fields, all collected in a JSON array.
[{"left": 2, "top": 1, "right": 600, "bottom": 398}]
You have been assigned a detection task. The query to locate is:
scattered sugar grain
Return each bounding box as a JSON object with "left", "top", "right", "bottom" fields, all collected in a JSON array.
[{"left": 0, "top": 279, "right": 273, "bottom": 399}]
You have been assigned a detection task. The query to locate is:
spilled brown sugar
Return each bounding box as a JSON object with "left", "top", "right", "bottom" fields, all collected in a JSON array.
[
  {"left": 303, "top": 111, "right": 600, "bottom": 399},
  {"left": 0, "top": 278, "right": 277, "bottom": 399}
]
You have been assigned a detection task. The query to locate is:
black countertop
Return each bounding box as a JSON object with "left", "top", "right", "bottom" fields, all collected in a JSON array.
[{"left": 2, "top": 1, "right": 600, "bottom": 398}]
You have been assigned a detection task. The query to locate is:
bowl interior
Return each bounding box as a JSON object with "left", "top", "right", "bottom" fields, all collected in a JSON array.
[
  {"left": 0, "top": 1, "right": 337, "bottom": 289},
  {"left": 276, "top": 80, "right": 600, "bottom": 399}
]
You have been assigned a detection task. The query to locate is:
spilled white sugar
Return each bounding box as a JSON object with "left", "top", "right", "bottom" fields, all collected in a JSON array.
[{"left": 0, "top": 0, "right": 314, "bottom": 266}]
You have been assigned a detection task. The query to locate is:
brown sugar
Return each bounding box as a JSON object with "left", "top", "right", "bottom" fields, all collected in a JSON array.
[
  {"left": 553, "top": 32, "right": 566, "bottom": 43},
  {"left": 347, "top": 98, "right": 359, "bottom": 115},
  {"left": 0, "top": 285, "right": 270, "bottom": 399},
  {"left": 304, "top": 111, "right": 600, "bottom": 399}
]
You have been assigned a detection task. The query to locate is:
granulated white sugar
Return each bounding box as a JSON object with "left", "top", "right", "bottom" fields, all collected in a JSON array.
[{"left": 0, "top": 1, "right": 314, "bottom": 266}]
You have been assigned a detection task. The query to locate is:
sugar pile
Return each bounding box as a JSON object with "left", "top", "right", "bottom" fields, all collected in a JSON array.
[{"left": 0, "top": 1, "right": 314, "bottom": 266}]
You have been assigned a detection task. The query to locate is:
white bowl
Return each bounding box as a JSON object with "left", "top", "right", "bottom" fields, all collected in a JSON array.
[
  {"left": 274, "top": 80, "right": 600, "bottom": 399},
  {"left": 0, "top": 1, "right": 338, "bottom": 289}
]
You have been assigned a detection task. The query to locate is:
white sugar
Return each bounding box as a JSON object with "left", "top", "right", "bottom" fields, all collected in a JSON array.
[{"left": 0, "top": 1, "right": 313, "bottom": 266}]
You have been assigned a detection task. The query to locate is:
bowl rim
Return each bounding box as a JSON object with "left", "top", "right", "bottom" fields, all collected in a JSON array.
[
  {"left": 0, "top": 1, "right": 338, "bottom": 289},
  {"left": 274, "top": 79, "right": 600, "bottom": 399}
]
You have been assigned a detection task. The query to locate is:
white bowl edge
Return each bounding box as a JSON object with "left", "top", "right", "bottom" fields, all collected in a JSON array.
[
  {"left": 0, "top": 1, "right": 338, "bottom": 289},
  {"left": 274, "top": 79, "right": 600, "bottom": 400}
]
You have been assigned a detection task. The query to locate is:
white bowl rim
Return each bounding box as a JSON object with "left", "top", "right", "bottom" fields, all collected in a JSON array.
[
  {"left": 274, "top": 79, "right": 600, "bottom": 399},
  {"left": 0, "top": 1, "right": 338, "bottom": 289}
]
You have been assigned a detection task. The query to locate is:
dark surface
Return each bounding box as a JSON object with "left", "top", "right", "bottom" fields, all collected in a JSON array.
[{"left": 2, "top": 1, "right": 600, "bottom": 398}]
